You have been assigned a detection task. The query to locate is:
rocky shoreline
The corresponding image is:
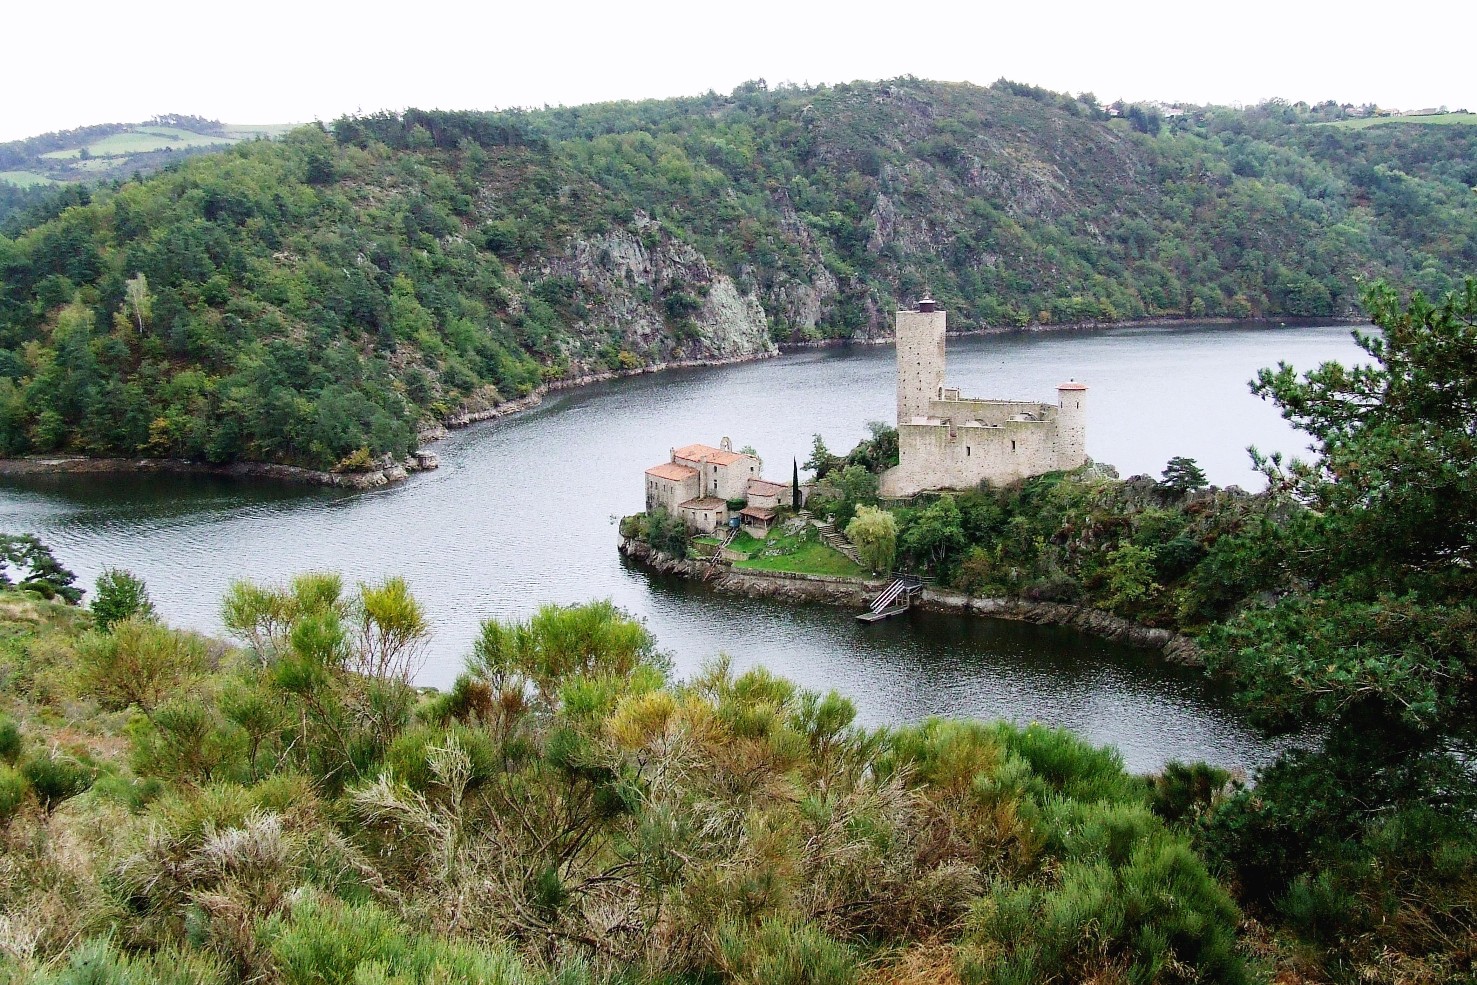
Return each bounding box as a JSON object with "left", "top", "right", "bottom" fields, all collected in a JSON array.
[
  {"left": 777, "top": 313, "right": 1366, "bottom": 350},
  {"left": 619, "top": 538, "right": 1204, "bottom": 665},
  {"left": 0, "top": 453, "right": 433, "bottom": 490}
]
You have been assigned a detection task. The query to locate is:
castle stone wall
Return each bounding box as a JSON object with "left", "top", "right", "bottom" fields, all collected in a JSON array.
[
  {"left": 882, "top": 305, "right": 1088, "bottom": 497},
  {"left": 882, "top": 418, "right": 1066, "bottom": 495},
  {"left": 896, "top": 308, "right": 946, "bottom": 422}
]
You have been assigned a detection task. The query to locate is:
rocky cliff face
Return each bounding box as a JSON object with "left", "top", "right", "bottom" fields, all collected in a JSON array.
[{"left": 536, "top": 218, "right": 777, "bottom": 367}]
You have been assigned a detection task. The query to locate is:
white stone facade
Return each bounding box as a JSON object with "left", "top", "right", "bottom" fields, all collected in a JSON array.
[{"left": 879, "top": 302, "right": 1087, "bottom": 497}]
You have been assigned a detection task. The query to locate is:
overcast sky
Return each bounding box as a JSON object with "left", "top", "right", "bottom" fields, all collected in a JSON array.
[{"left": 6, "top": 0, "right": 1474, "bottom": 141}]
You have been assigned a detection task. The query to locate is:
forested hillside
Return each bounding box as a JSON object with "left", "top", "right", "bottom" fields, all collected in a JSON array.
[{"left": 2, "top": 77, "right": 1475, "bottom": 471}]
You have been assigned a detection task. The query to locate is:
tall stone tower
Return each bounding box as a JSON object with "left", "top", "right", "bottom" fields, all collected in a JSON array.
[
  {"left": 1055, "top": 380, "right": 1088, "bottom": 469},
  {"left": 896, "top": 298, "right": 947, "bottom": 423}
]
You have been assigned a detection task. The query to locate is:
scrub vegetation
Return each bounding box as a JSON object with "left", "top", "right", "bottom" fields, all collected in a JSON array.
[{"left": 0, "top": 573, "right": 1245, "bottom": 984}]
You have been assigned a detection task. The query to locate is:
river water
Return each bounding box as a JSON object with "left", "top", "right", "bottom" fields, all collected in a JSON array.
[{"left": 0, "top": 322, "right": 1367, "bottom": 772}]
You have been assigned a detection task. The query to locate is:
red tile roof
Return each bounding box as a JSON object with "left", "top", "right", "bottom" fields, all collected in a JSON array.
[
  {"left": 678, "top": 496, "right": 728, "bottom": 510},
  {"left": 738, "top": 506, "right": 776, "bottom": 520},
  {"left": 1057, "top": 381, "right": 1088, "bottom": 391},
  {"left": 673, "top": 443, "right": 747, "bottom": 466},
  {"left": 645, "top": 462, "right": 699, "bottom": 481},
  {"left": 747, "top": 479, "right": 787, "bottom": 496}
]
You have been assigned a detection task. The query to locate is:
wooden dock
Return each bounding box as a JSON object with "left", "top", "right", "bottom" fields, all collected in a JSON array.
[
  {"left": 857, "top": 575, "right": 924, "bottom": 622},
  {"left": 856, "top": 603, "right": 910, "bottom": 623}
]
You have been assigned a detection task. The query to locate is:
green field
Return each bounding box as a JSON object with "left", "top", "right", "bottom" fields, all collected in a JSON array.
[
  {"left": 40, "top": 126, "right": 237, "bottom": 159},
  {"left": 0, "top": 170, "right": 54, "bottom": 187},
  {"left": 222, "top": 122, "right": 299, "bottom": 139},
  {"left": 1321, "top": 112, "right": 1477, "bottom": 129}
]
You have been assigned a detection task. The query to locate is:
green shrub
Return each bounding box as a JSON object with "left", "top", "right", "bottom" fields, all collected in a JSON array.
[
  {"left": 641, "top": 507, "right": 689, "bottom": 557},
  {"left": 30, "top": 937, "right": 230, "bottom": 985},
  {"left": 261, "top": 895, "right": 534, "bottom": 985},
  {"left": 963, "top": 835, "right": 1245, "bottom": 984},
  {"left": 0, "top": 762, "right": 29, "bottom": 823},
  {"left": 1145, "top": 760, "right": 1237, "bottom": 827},
  {"left": 20, "top": 750, "right": 96, "bottom": 809},
  {"left": 128, "top": 697, "right": 248, "bottom": 784},
  {"left": 992, "top": 721, "right": 1142, "bottom": 805},
  {"left": 90, "top": 567, "right": 156, "bottom": 631},
  {"left": 76, "top": 618, "right": 210, "bottom": 711},
  {"left": 0, "top": 711, "right": 21, "bottom": 763},
  {"left": 717, "top": 916, "right": 859, "bottom": 985},
  {"left": 381, "top": 722, "right": 497, "bottom": 794}
]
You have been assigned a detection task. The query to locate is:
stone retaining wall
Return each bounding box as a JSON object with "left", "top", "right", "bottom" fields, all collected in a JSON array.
[{"left": 619, "top": 538, "right": 1203, "bottom": 665}]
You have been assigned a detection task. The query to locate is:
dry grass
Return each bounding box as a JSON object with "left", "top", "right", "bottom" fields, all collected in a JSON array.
[{"left": 863, "top": 941, "right": 962, "bottom": 985}]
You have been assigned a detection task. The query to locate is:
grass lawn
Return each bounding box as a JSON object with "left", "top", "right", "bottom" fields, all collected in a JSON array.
[
  {"left": 222, "top": 122, "right": 299, "bottom": 139},
  {"left": 1321, "top": 113, "right": 1477, "bottom": 130},
  {"left": 735, "top": 540, "right": 865, "bottom": 577},
  {"left": 727, "top": 530, "right": 766, "bottom": 554},
  {"left": 0, "top": 170, "right": 55, "bottom": 187},
  {"left": 732, "top": 525, "right": 865, "bottom": 577}
]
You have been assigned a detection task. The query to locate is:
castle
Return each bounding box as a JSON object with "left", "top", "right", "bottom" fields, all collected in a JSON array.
[{"left": 878, "top": 300, "right": 1087, "bottom": 498}]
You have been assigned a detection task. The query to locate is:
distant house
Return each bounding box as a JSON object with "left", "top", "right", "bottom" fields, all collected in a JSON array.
[{"left": 644, "top": 438, "right": 765, "bottom": 534}]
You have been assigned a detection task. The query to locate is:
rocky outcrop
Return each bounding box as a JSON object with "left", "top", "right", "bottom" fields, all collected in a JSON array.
[
  {"left": 538, "top": 220, "right": 776, "bottom": 365},
  {"left": 619, "top": 538, "right": 1204, "bottom": 663},
  {"left": 621, "top": 539, "right": 886, "bottom": 604}
]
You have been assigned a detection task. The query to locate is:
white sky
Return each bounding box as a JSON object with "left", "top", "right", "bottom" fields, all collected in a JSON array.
[{"left": 5, "top": 0, "right": 1474, "bottom": 142}]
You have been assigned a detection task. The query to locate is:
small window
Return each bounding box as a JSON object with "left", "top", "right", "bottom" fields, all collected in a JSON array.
[
  {"left": 1011, "top": 440, "right": 1017, "bottom": 451},
  {"left": 966, "top": 446, "right": 971, "bottom": 456}
]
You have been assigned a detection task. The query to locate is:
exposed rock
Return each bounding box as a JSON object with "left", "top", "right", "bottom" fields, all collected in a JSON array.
[{"left": 539, "top": 226, "right": 776, "bottom": 366}]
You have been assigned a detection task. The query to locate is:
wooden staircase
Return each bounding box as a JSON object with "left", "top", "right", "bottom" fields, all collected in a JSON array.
[{"left": 857, "top": 574, "right": 924, "bottom": 623}]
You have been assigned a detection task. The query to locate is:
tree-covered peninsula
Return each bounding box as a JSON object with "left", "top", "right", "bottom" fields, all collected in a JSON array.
[{"left": 3, "top": 78, "right": 1477, "bottom": 471}]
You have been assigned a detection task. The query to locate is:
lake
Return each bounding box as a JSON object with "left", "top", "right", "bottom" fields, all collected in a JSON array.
[{"left": 0, "top": 321, "right": 1367, "bottom": 772}]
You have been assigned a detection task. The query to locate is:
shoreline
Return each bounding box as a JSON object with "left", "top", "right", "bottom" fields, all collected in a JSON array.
[
  {"left": 0, "top": 313, "right": 1361, "bottom": 488},
  {"left": 0, "top": 350, "right": 782, "bottom": 489},
  {"left": 619, "top": 538, "right": 1204, "bottom": 664},
  {"left": 778, "top": 313, "right": 1366, "bottom": 350}
]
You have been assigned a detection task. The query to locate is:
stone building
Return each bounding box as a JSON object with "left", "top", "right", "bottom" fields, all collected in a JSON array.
[
  {"left": 744, "top": 478, "right": 789, "bottom": 510},
  {"left": 644, "top": 438, "right": 766, "bottom": 533},
  {"left": 879, "top": 300, "right": 1087, "bottom": 497}
]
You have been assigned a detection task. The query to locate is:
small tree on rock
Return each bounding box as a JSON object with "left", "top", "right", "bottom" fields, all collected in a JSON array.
[
  {"left": 0, "top": 534, "right": 82, "bottom": 603},
  {"left": 1158, "top": 456, "right": 1208, "bottom": 496}
]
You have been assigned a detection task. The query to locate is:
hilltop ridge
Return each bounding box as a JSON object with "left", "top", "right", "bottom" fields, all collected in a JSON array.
[{"left": 0, "top": 77, "right": 1474, "bottom": 472}]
